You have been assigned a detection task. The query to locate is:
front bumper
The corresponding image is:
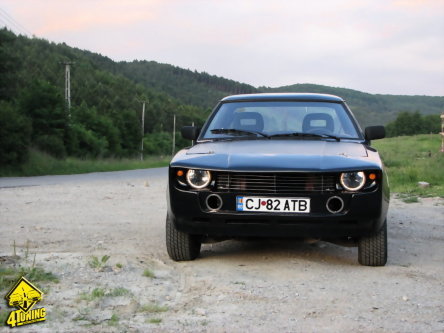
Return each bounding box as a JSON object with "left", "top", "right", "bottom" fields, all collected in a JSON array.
[{"left": 167, "top": 183, "right": 389, "bottom": 239}]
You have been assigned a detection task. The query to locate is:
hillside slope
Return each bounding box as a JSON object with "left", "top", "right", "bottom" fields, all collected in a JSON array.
[
  {"left": 106, "top": 60, "right": 258, "bottom": 108},
  {"left": 264, "top": 84, "right": 444, "bottom": 126},
  {"left": 1, "top": 28, "right": 443, "bottom": 165},
  {"left": 77, "top": 48, "right": 444, "bottom": 128},
  {"left": 5, "top": 28, "right": 443, "bottom": 129}
]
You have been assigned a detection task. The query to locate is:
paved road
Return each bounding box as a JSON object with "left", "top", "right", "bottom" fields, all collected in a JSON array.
[{"left": 0, "top": 167, "right": 168, "bottom": 187}]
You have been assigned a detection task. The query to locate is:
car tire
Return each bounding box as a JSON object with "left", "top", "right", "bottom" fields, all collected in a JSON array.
[
  {"left": 358, "top": 219, "right": 387, "bottom": 266},
  {"left": 166, "top": 214, "right": 201, "bottom": 261}
]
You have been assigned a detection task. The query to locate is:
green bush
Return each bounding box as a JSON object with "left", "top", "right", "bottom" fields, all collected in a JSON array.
[
  {"left": 71, "top": 103, "right": 121, "bottom": 156},
  {"left": 18, "top": 80, "right": 68, "bottom": 158},
  {"left": 144, "top": 131, "right": 171, "bottom": 155},
  {"left": 0, "top": 101, "right": 31, "bottom": 165},
  {"left": 68, "top": 123, "right": 109, "bottom": 158},
  {"left": 34, "top": 134, "right": 67, "bottom": 158},
  {"left": 385, "top": 112, "right": 440, "bottom": 137},
  {"left": 143, "top": 130, "right": 191, "bottom": 156}
]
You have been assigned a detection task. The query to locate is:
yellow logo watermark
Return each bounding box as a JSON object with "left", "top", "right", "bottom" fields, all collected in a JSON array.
[{"left": 4, "top": 276, "right": 46, "bottom": 328}]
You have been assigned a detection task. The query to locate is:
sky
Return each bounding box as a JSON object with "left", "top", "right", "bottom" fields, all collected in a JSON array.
[{"left": 1, "top": 0, "right": 443, "bottom": 96}]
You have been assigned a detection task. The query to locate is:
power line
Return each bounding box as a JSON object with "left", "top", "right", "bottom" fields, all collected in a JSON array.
[
  {"left": 0, "top": 8, "right": 32, "bottom": 35},
  {"left": 0, "top": 8, "right": 32, "bottom": 36}
]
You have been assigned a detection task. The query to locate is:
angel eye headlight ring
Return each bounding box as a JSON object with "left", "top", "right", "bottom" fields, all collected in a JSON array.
[
  {"left": 340, "top": 171, "right": 366, "bottom": 191},
  {"left": 186, "top": 169, "right": 211, "bottom": 189}
]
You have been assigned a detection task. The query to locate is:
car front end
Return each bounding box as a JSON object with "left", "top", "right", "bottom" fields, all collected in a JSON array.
[
  {"left": 165, "top": 93, "right": 390, "bottom": 266},
  {"left": 168, "top": 141, "right": 389, "bottom": 240}
]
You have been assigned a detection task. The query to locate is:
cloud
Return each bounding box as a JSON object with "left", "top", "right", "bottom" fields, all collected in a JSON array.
[{"left": 13, "top": 0, "right": 161, "bottom": 34}]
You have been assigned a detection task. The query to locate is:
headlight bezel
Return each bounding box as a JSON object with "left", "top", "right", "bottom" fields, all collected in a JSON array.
[
  {"left": 340, "top": 171, "right": 366, "bottom": 191},
  {"left": 185, "top": 169, "right": 212, "bottom": 189}
]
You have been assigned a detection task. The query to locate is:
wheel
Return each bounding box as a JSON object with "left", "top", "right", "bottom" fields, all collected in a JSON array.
[
  {"left": 358, "top": 219, "right": 388, "bottom": 266},
  {"left": 166, "top": 214, "right": 201, "bottom": 261}
]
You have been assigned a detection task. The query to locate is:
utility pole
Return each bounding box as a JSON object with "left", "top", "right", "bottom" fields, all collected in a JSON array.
[
  {"left": 440, "top": 113, "right": 444, "bottom": 153},
  {"left": 139, "top": 100, "right": 148, "bottom": 160},
  {"left": 172, "top": 114, "right": 176, "bottom": 157},
  {"left": 191, "top": 121, "right": 195, "bottom": 145},
  {"left": 61, "top": 61, "right": 74, "bottom": 118}
]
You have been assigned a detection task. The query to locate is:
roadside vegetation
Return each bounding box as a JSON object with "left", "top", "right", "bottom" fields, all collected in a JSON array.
[
  {"left": 78, "top": 287, "right": 132, "bottom": 301},
  {"left": 0, "top": 242, "right": 59, "bottom": 327},
  {"left": 373, "top": 134, "right": 444, "bottom": 198},
  {"left": 0, "top": 149, "right": 170, "bottom": 177},
  {"left": 142, "top": 268, "right": 156, "bottom": 278},
  {"left": 72, "top": 256, "right": 169, "bottom": 327},
  {"left": 0, "top": 241, "right": 59, "bottom": 293}
]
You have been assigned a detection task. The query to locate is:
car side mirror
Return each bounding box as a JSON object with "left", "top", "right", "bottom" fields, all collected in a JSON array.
[
  {"left": 365, "top": 126, "right": 385, "bottom": 141},
  {"left": 181, "top": 126, "right": 201, "bottom": 140}
]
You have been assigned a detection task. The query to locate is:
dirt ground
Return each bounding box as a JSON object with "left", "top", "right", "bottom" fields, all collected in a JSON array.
[{"left": 0, "top": 168, "right": 443, "bottom": 332}]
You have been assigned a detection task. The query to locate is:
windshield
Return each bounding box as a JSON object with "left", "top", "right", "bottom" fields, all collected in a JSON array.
[{"left": 201, "top": 101, "right": 361, "bottom": 140}]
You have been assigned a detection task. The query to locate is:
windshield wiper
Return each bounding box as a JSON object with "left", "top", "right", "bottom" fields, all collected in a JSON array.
[
  {"left": 269, "top": 132, "right": 341, "bottom": 141},
  {"left": 211, "top": 128, "right": 269, "bottom": 138}
]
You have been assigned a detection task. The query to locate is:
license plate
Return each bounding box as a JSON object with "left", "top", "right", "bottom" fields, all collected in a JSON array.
[{"left": 236, "top": 196, "right": 310, "bottom": 213}]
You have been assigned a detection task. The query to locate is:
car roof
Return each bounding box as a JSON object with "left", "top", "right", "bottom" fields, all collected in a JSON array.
[{"left": 221, "top": 93, "right": 344, "bottom": 103}]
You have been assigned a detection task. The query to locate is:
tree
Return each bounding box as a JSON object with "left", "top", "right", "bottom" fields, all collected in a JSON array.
[
  {"left": 0, "top": 29, "right": 19, "bottom": 100},
  {"left": 385, "top": 111, "right": 441, "bottom": 137},
  {"left": 69, "top": 102, "right": 121, "bottom": 157},
  {"left": 18, "top": 80, "right": 68, "bottom": 157},
  {"left": 0, "top": 101, "right": 31, "bottom": 165}
]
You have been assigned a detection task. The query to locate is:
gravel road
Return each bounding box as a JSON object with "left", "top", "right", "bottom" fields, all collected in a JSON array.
[{"left": 0, "top": 168, "right": 443, "bottom": 332}]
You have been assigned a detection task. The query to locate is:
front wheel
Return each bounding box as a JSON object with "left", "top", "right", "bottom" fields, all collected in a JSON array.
[
  {"left": 358, "top": 220, "right": 388, "bottom": 266},
  {"left": 166, "top": 214, "right": 201, "bottom": 261}
]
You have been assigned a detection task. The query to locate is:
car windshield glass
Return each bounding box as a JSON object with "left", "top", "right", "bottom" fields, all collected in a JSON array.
[{"left": 201, "top": 101, "right": 361, "bottom": 140}]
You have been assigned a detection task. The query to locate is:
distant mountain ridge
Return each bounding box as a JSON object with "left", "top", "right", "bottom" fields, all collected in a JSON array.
[
  {"left": 262, "top": 84, "right": 444, "bottom": 126},
  {"left": 3, "top": 28, "right": 444, "bottom": 130},
  {"left": 2, "top": 28, "right": 444, "bottom": 162},
  {"left": 88, "top": 58, "right": 444, "bottom": 127}
]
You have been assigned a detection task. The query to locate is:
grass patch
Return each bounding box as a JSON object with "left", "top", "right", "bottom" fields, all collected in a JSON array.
[
  {"left": 143, "top": 268, "right": 155, "bottom": 278},
  {"left": 0, "top": 308, "right": 9, "bottom": 327},
  {"left": 0, "top": 148, "right": 170, "bottom": 177},
  {"left": 20, "top": 266, "right": 59, "bottom": 284},
  {"left": 79, "top": 288, "right": 106, "bottom": 301},
  {"left": 403, "top": 196, "right": 419, "bottom": 203},
  {"left": 147, "top": 318, "right": 162, "bottom": 324},
  {"left": 108, "top": 314, "right": 119, "bottom": 326},
  {"left": 0, "top": 267, "right": 18, "bottom": 291},
  {"left": 397, "top": 193, "right": 420, "bottom": 203},
  {"left": 373, "top": 134, "right": 444, "bottom": 197},
  {"left": 79, "top": 287, "right": 131, "bottom": 301},
  {"left": 139, "top": 303, "right": 169, "bottom": 313},
  {"left": 0, "top": 266, "right": 58, "bottom": 292},
  {"left": 88, "top": 255, "right": 110, "bottom": 271},
  {"left": 107, "top": 287, "right": 131, "bottom": 297}
]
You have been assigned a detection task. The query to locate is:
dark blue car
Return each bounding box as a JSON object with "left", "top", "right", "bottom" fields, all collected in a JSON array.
[{"left": 166, "top": 93, "right": 389, "bottom": 266}]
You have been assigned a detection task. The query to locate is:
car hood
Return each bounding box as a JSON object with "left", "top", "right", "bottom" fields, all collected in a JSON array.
[{"left": 170, "top": 139, "right": 382, "bottom": 172}]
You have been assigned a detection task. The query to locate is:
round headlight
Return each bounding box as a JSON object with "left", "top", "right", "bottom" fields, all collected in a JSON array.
[
  {"left": 186, "top": 169, "right": 211, "bottom": 189},
  {"left": 340, "top": 171, "right": 366, "bottom": 191}
]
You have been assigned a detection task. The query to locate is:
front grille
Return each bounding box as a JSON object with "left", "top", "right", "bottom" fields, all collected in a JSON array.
[{"left": 216, "top": 172, "right": 337, "bottom": 194}]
